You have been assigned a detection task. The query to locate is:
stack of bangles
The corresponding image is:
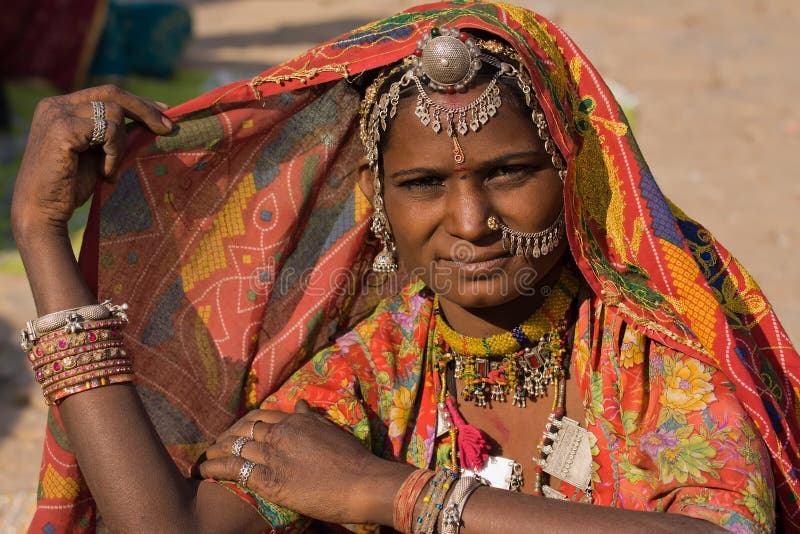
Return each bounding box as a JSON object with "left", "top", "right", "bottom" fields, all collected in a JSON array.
[
  {"left": 393, "top": 468, "right": 484, "bottom": 534},
  {"left": 19, "top": 300, "right": 133, "bottom": 405}
]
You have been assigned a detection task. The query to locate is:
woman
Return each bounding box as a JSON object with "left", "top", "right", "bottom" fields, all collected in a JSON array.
[{"left": 13, "top": 2, "right": 798, "bottom": 532}]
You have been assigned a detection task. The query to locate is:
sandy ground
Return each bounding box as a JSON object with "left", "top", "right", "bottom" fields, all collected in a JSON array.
[{"left": 1, "top": 1, "right": 797, "bottom": 530}]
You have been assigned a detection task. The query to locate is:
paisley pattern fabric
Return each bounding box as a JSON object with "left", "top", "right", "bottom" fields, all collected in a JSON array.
[
  {"left": 29, "top": 1, "right": 798, "bottom": 531},
  {"left": 236, "top": 282, "right": 773, "bottom": 532}
]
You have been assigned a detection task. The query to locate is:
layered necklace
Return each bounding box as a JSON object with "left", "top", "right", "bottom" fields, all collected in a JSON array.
[{"left": 432, "top": 267, "right": 592, "bottom": 500}]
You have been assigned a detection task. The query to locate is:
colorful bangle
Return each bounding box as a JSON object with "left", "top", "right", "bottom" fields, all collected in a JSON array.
[
  {"left": 39, "top": 358, "right": 132, "bottom": 389},
  {"left": 33, "top": 343, "right": 125, "bottom": 375},
  {"left": 394, "top": 469, "right": 435, "bottom": 534},
  {"left": 28, "top": 320, "right": 127, "bottom": 359},
  {"left": 43, "top": 364, "right": 133, "bottom": 396},
  {"left": 43, "top": 366, "right": 133, "bottom": 403},
  {"left": 413, "top": 469, "right": 457, "bottom": 534},
  {"left": 46, "top": 372, "right": 135, "bottom": 405},
  {"left": 22, "top": 301, "right": 134, "bottom": 406}
]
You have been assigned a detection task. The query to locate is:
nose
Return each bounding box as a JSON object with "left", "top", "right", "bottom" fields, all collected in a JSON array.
[{"left": 443, "top": 180, "right": 493, "bottom": 243}]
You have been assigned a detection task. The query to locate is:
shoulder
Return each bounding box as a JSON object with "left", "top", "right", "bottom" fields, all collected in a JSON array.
[{"left": 346, "top": 279, "right": 434, "bottom": 346}]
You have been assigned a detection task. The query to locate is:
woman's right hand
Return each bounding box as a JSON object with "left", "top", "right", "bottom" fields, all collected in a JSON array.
[{"left": 11, "top": 85, "right": 173, "bottom": 239}]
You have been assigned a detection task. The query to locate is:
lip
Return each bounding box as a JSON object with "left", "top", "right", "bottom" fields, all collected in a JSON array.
[{"left": 437, "top": 255, "right": 511, "bottom": 275}]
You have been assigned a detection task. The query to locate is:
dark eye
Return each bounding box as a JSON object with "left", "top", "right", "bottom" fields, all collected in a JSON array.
[
  {"left": 398, "top": 176, "right": 444, "bottom": 190},
  {"left": 489, "top": 165, "right": 533, "bottom": 183}
]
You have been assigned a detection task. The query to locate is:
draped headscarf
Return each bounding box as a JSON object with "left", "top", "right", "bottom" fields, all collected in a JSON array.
[{"left": 31, "top": 2, "right": 799, "bottom": 531}]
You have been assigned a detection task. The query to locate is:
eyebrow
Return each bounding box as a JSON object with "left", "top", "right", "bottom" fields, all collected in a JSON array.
[{"left": 388, "top": 151, "right": 544, "bottom": 180}]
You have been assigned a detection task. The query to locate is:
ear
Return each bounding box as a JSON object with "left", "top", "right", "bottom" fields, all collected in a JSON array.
[{"left": 356, "top": 156, "right": 375, "bottom": 205}]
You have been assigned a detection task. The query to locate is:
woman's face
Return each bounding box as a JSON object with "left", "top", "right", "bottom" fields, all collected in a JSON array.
[{"left": 377, "top": 81, "right": 567, "bottom": 312}]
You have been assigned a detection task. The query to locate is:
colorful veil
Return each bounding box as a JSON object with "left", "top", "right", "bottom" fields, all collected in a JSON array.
[{"left": 31, "top": 2, "right": 799, "bottom": 530}]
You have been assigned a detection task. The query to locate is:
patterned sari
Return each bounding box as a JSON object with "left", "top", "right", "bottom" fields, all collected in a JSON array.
[{"left": 29, "top": 2, "right": 799, "bottom": 532}]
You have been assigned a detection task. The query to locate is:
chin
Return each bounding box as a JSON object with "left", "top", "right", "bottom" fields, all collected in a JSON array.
[{"left": 429, "top": 277, "right": 528, "bottom": 309}]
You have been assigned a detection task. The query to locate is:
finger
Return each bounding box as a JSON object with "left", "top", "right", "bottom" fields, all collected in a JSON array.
[
  {"left": 97, "top": 102, "right": 126, "bottom": 177},
  {"left": 63, "top": 85, "right": 172, "bottom": 135},
  {"left": 207, "top": 435, "right": 247, "bottom": 460},
  {"left": 206, "top": 434, "right": 258, "bottom": 461},
  {"left": 198, "top": 455, "right": 247, "bottom": 483},
  {"left": 294, "top": 399, "right": 312, "bottom": 413},
  {"left": 101, "top": 119, "right": 125, "bottom": 177},
  {"left": 241, "top": 408, "right": 289, "bottom": 425},
  {"left": 209, "top": 410, "right": 285, "bottom": 444},
  {"left": 199, "top": 457, "right": 284, "bottom": 499},
  {"left": 206, "top": 421, "right": 281, "bottom": 460}
]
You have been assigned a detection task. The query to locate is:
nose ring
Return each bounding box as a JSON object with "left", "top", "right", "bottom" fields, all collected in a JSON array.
[{"left": 485, "top": 209, "right": 565, "bottom": 259}]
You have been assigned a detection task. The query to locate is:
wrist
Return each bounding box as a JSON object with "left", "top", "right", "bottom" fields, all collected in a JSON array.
[
  {"left": 353, "top": 459, "right": 416, "bottom": 527},
  {"left": 12, "top": 214, "right": 70, "bottom": 251}
]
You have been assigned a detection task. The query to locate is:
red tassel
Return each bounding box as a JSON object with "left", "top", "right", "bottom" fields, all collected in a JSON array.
[{"left": 445, "top": 396, "right": 491, "bottom": 471}]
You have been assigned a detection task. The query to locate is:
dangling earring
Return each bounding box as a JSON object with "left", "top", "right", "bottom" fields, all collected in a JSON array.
[{"left": 370, "top": 171, "right": 398, "bottom": 272}]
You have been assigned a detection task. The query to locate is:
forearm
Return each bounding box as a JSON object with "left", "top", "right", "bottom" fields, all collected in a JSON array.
[
  {"left": 458, "top": 486, "right": 727, "bottom": 534},
  {"left": 374, "top": 465, "right": 725, "bottom": 533},
  {"left": 15, "top": 225, "right": 261, "bottom": 532}
]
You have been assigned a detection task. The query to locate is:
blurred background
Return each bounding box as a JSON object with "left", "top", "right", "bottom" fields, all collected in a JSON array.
[{"left": 1, "top": 0, "right": 797, "bottom": 530}]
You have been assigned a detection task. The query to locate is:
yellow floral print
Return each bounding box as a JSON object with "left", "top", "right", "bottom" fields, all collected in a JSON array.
[
  {"left": 388, "top": 386, "right": 413, "bottom": 438},
  {"left": 619, "top": 328, "right": 645, "bottom": 368},
  {"left": 660, "top": 355, "right": 716, "bottom": 423},
  {"left": 740, "top": 471, "right": 775, "bottom": 526}
]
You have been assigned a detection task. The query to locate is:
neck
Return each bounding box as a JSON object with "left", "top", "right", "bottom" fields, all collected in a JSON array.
[{"left": 436, "top": 263, "right": 564, "bottom": 338}]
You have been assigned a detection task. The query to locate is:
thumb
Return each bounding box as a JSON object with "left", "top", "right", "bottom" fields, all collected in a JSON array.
[{"left": 294, "top": 399, "right": 312, "bottom": 413}]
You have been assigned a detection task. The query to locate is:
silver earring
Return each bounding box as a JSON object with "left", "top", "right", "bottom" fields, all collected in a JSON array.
[
  {"left": 487, "top": 208, "right": 565, "bottom": 259},
  {"left": 370, "top": 171, "right": 398, "bottom": 273}
]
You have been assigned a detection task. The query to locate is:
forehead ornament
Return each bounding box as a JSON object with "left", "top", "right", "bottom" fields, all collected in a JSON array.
[
  {"left": 412, "top": 26, "right": 482, "bottom": 91},
  {"left": 362, "top": 27, "right": 533, "bottom": 168}
]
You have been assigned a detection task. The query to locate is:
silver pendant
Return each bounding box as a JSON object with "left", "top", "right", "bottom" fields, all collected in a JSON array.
[{"left": 535, "top": 416, "right": 592, "bottom": 492}]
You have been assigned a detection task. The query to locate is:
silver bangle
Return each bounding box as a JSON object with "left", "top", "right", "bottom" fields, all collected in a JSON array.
[
  {"left": 20, "top": 300, "right": 128, "bottom": 351},
  {"left": 440, "top": 475, "right": 482, "bottom": 534}
]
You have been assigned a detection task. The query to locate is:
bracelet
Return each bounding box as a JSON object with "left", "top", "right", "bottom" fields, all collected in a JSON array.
[
  {"left": 20, "top": 300, "right": 134, "bottom": 405},
  {"left": 19, "top": 300, "right": 127, "bottom": 350},
  {"left": 46, "top": 372, "right": 135, "bottom": 405},
  {"left": 394, "top": 469, "right": 435, "bottom": 533},
  {"left": 33, "top": 342, "right": 125, "bottom": 375},
  {"left": 39, "top": 358, "right": 132, "bottom": 389},
  {"left": 43, "top": 365, "right": 133, "bottom": 402},
  {"left": 28, "top": 319, "right": 127, "bottom": 359},
  {"left": 440, "top": 476, "right": 482, "bottom": 534},
  {"left": 413, "top": 469, "right": 457, "bottom": 534},
  {"left": 42, "top": 363, "right": 133, "bottom": 394}
]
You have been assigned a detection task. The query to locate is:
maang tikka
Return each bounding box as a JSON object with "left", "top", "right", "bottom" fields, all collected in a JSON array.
[{"left": 359, "top": 26, "right": 568, "bottom": 272}]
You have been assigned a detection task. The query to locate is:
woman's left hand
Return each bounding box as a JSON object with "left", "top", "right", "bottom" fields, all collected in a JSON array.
[{"left": 200, "top": 400, "right": 414, "bottom": 526}]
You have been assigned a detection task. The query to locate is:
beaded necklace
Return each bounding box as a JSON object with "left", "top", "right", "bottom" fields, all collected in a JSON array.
[
  {"left": 434, "top": 268, "right": 578, "bottom": 408},
  {"left": 432, "top": 267, "right": 591, "bottom": 498}
]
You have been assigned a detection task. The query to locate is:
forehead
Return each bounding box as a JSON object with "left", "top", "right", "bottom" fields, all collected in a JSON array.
[{"left": 381, "top": 83, "right": 543, "bottom": 173}]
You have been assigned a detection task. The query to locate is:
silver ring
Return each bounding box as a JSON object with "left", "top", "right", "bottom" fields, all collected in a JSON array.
[
  {"left": 231, "top": 436, "right": 251, "bottom": 457},
  {"left": 248, "top": 420, "right": 258, "bottom": 440},
  {"left": 237, "top": 460, "right": 256, "bottom": 487},
  {"left": 89, "top": 101, "right": 106, "bottom": 147}
]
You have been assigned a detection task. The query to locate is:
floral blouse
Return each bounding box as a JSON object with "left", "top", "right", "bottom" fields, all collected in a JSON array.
[{"left": 225, "top": 280, "right": 774, "bottom": 533}]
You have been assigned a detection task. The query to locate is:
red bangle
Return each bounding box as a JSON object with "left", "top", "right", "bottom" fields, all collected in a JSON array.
[
  {"left": 47, "top": 372, "right": 135, "bottom": 405},
  {"left": 393, "top": 469, "right": 435, "bottom": 534},
  {"left": 39, "top": 358, "right": 132, "bottom": 389}
]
